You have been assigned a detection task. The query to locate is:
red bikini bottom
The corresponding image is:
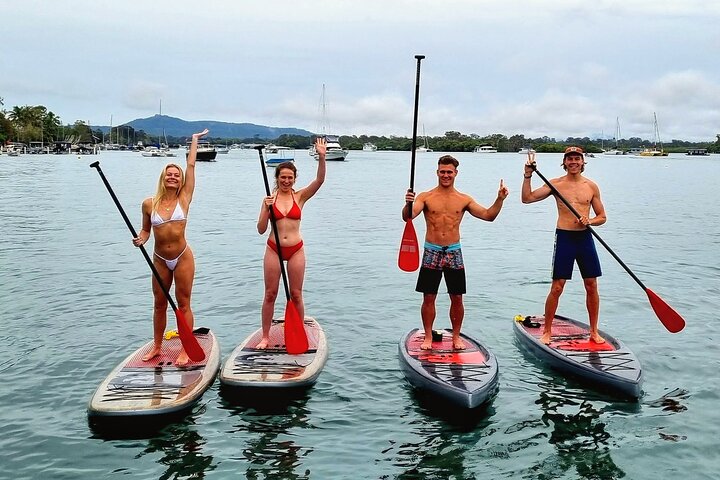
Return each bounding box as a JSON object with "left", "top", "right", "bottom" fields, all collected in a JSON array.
[{"left": 267, "top": 239, "right": 304, "bottom": 260}]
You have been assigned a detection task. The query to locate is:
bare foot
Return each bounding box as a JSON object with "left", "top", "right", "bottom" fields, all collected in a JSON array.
[
  {"left": 540, "top": 332, "right": 552, "bottom": 345},
  {"left": 175, "top": 350, "right": 190, "bottom": 367},
  {"left": 452, "top": 339, "right": 466, "bottom": 350},
  {"left": 256, "top": 338, "right": 269, "bottom": 349},
  {"left": 420, "top": 339, "right": 432, "bottom": 350},
  {"left": 590, "top": 333, "right": 606, "bottom": 344},
  {"left": 142, "top": 346, "right": 162, "bottom": 362}
]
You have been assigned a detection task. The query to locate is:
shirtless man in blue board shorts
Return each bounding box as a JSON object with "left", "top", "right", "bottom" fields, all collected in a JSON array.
[
  {"left": 521, "top": 146, "right": 607, "bottom": 345},
  {"left": 403, "top": 155, "right": 509, "bottom": 350}
]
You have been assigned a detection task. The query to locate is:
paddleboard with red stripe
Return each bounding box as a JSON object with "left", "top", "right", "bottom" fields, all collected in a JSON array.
[
  {"left": 88, "top": 327, "right": 220, "bottom": 417},
  {"left": 398, "top": 328, "right": 499, "bottom": 409},
  {"left": 513, "top": 314, "right": 642, "bottom": 398},
  {"left": 219, "top": 317, "right": 327, "bottom": 389}
]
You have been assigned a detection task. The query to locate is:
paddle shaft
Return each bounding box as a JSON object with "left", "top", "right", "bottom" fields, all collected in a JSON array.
[
  {"left": 406, "top": 54, "right": 425, "bottom": 217},
  {"left": 256, "top": 147, "right": 292, "bottom": 300},
  {"left": 89, "top": 161, "right": 181, "bottom": 311},
  {"left": 530, "top": 165, "right": 647, "bottom": 290}
]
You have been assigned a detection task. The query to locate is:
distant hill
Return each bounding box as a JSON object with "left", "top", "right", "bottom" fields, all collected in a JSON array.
[{"left": 97, "top": 115, "right": 314, "bottom": 140}]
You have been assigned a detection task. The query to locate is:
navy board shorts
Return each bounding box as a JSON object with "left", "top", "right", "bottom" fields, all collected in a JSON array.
[
  {"left": 551, "top": 228, "right": 602, "bottom": 280},
  {"left": 415, "top": 242, "right": 466, "bottom": 295}
]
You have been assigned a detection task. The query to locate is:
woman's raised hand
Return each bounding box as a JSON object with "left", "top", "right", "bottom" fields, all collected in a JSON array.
[
  {"left": 192, "top": 129, "right": 209, "bottom": 139},
  {"left": 314, "top": 136, "right": 327, "bottom": 156}
]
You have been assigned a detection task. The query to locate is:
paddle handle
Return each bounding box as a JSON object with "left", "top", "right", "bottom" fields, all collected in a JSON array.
[
  {"left": 90, "top": 161, "right": 180, "bottom": 311},
  {"left": 406, "top": 54, "right": 425, "bottom": 216},
  {"left": 530, "top": 164, "right": 647, "bottom": 291},
  {"left": 256, "top": 147, "right": 292, "bottom": 301}
]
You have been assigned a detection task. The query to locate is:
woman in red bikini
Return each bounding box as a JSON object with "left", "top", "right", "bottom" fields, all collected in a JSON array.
[
  {"left": 256, "top": 137, "right": 326, "bottom": 349},
  {"left": 132, "top": 128, "right": 209, "bottom": 366}
]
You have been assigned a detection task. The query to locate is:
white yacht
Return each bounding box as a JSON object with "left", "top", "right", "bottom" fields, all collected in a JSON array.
[
  {"left": 310, "top": 134, "right": 348, "bottom": 161},
  {"left": 363, "top": 142, "right": 378, "bottom": 152},
  {"left": 474, "top": 145, "right": 498, "bottom": 153}
]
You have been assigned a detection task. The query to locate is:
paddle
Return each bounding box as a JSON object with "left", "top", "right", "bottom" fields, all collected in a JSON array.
[
  {"left": 529, "top": 163, "right": 685, "bottom": 333},
  {"left": 255, "top": 146, "right": 309, "bottom": 354},
  {"left": 398, "top": 54, "right": 425, "bottom": 272},
  {"left": 89, "top": 161, "right": 205, "bottom": 361}
]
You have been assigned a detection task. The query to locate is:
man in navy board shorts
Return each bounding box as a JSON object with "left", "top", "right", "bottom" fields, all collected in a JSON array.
[
  {"left": 403, "top": 155, "right": 509, "bottom": 350},
  {"left": 521, "top": 146, "right": 607, "bottom": 345}
]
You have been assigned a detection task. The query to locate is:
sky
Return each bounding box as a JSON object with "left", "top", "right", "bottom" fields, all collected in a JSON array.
[{"left": 2, "top": 0, "right": 720, "bottom": 142}]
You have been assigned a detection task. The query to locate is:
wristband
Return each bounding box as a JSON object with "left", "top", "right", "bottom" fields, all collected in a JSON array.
[{"left": 524, "top": 174, "right": 532, "bottom": 179}]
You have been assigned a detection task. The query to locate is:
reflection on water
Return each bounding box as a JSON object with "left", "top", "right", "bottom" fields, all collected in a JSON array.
[
  {"left": 90, "top": 407, "right": 216, "bottom": 479},
  {"left": 139, "top": 419, "right": 216, "bottom": 479},
  {"left": 527, "top": 382, "right": 632, "bottom": 480},
  {"left": 390, "top": 385, "right": 496, "bottom": 478},
  {"left": 220, "top": 388, "right": 312, "bottom": 479},
  {"left": 645, "top": 387, "right": 689, "bottom": 413}
]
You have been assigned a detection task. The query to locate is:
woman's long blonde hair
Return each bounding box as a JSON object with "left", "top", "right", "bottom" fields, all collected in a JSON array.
[{"left": 152, "top": 163, "right": 185, "bottom": 213}]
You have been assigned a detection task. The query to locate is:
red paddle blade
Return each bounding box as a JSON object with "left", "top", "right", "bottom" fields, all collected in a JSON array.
[
  {"left": 398, "top": 220, "right": 420, "bottom": 272},
  {"left": 646, "top": 288, "right": 685, "bottom": 333},
  {"left": 175, "top": 308, "right": 206, "bottom": 361},
  {"left": 284, "top": 300, "right": 309, "bottom": 354}
]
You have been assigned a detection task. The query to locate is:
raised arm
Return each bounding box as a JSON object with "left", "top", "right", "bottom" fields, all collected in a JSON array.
[
  {"left": 182, "top": 128, "right": 209, "bottom": 203},
  {"left": 521, "top": 153, "right": 552, "bottom": 204},
  {"left": 298, "top": 137, "right": 327, "bottom": 203},
  {"left": 466, "top": 180, "right": 508, "bottom": 221}
]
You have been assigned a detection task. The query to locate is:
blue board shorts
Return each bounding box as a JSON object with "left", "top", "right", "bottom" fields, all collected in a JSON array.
[
  {"left": 416, "top": 242, "right": 466, "bottom": 295},
  {"left": 551, "top": 229, "right": 602, "bottom": 280}
]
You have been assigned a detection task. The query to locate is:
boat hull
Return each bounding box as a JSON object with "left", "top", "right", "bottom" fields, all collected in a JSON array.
[
  {"left": 398, "top": 329, "right": 499, "bottom": 409},
  {"left": 513, "top": 315, "right": 642, "bottom": 398}
]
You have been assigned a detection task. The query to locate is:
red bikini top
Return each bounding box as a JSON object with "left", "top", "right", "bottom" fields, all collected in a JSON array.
[{"left": 272, "top": 193, "right": 302, "bottom": 220}]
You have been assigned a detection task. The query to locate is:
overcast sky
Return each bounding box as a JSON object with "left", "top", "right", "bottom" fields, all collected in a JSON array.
[{"left": 3, "top": 1, "right": 719, "bottom": 141}]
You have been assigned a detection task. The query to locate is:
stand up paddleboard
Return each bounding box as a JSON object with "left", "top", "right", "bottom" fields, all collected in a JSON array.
[
  {"left": 220, "top": 317, "right": 328, "bottom": 389},
  {"left": 513, "top": 314, "right": 642, "bottom": 398},
  {"left": 398, "top": 329, "right": 499, "bottom": 409},
  {"left": 88, "top": 327, "right": 220, "bottom": 418}
]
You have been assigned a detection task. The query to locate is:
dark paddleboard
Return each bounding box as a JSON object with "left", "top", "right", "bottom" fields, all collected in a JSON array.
[
  {"left": 88, "top": 327, "right": 220, "bottom": 417},
  {"left": 219, "top": 317, "right": 328, "bottom": 388},
  {"left": 513, "top": 314, "right": 643, "bottom": 398},
  {"left": 398, "top": 328, "right": 499, "bottom": 409}
]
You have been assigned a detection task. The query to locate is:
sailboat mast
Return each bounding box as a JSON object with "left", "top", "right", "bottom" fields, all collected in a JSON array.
[{"left": 653, "top": 112, "right": 663, "bottom": 151}]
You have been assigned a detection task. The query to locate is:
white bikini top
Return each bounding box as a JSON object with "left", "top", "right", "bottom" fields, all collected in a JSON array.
[{"left": 151, "top": 202, "right": 187, "bottom": 226}]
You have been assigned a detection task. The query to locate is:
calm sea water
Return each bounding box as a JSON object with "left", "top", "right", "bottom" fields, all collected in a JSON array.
[{"left": 1, "top": 149, "right": 718, "bottom": 479}]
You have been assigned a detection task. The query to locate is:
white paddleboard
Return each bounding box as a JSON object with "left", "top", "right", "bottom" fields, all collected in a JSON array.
[
  {"left": 220, "top": 317, "right": 327, "bottom": 388},
  {"left": 88, "top": 327, "right": 220, "bottom": 417}
]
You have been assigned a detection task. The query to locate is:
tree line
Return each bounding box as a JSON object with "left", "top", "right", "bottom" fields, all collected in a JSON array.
[{"left": 2, "top": 101, "right": 719, "bottom": 154}]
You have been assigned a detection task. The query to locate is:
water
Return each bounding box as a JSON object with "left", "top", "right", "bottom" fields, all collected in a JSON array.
[{"left": 1, "top": 149, "right": 718, "bottom": 479}]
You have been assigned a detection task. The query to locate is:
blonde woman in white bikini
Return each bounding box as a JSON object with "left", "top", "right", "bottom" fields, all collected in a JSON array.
[{"left": 132, "top": 129, "right": 208, "bottom": 366}]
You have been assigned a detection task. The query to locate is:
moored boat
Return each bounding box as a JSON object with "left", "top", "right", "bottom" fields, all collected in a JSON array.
[
  {"left": 398, "top": 328, "right": 499, "bottom": 409},
  {"left": 473, "top": 145, "right": 498, "bottom": 153},
  {"left": 513, "top": 314, "right": 642, "bottom": 398},
  {"left": 310, "top": 134, "right": 348, "bottom": 161},
  {"left": 187, "top": 140, "right": 217, "bottom": 162}
]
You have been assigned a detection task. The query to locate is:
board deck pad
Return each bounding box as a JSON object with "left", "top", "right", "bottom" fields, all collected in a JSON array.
[
  {"left": 125, "top": 333, "right": 215, "bottom": 367},
  {"left": 520, "top": 319, "right": 616, "bottom": 352},
  {"left": 220, "top": 317, "right": 328, "bottom": 388},
  {"left": 399, "top": 329, "right": 499, "bottom": 408},
  {"left": 513, "top": 315, "right": 642, "bottom": 398},
  {"left": 406, "top": 332, "right": 488, "bottom": 364},
  {"left": 88, "top": 328, "right": 220, "bottom": 417}
]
